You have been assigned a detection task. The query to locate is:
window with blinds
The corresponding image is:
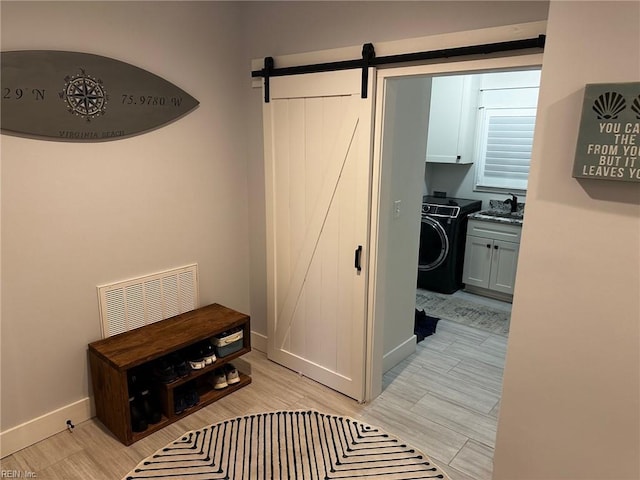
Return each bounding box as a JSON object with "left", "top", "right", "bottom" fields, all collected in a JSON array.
[
  {"left": 473, "top": 83, "right": 539, "bottom": 193},
  {"left": 475, "top": 107, "right": 537, "bottom": 191}
]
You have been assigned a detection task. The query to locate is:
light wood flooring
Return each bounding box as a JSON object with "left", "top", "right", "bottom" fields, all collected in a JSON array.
[{"left": 1, "top": 294, "right": 509, "bottom": 480}]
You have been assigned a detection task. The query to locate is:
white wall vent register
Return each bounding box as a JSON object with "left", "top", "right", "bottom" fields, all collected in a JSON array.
[{"left": 97, "top": 264, "right": 199, "bottom": 338}]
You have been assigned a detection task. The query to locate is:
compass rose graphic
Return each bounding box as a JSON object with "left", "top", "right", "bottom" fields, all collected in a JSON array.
[{"left": 60, "top": 69, "right": 108, "bottom": 121}]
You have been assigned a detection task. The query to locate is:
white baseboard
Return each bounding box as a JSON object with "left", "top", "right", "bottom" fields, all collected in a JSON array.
[
  {"left": 0, "top": 397, "right": 93, "bottom": 458},
  {"left": 383, "top": 335, "right": 417, "bottom": 373},
  {"left": 251, "top": 330, "right": 267, "bottom": 353}
]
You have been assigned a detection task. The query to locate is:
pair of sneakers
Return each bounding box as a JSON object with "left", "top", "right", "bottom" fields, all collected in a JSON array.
[
  {"left": 187, "top": 341, "right": 217, "bottom": 370},
  {"left": 210, "top": 364, "right": 240, "bottom": 390},
  {"left": 174, "top": 385, "right": 199, "bottom": 415},
  {"left": 153, "top": 354, "right": 189, "bottom": 383},
  {"left": 128, "top": 372, "right": 162, "bottom": 432}
]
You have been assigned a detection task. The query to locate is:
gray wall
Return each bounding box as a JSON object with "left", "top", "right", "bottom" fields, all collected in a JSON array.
[
  {"left": 494, "top": 2, "right": 640, "bottom": 478},
  {"left": 1, "top": 1, "right": 249, "bottom": 431}
]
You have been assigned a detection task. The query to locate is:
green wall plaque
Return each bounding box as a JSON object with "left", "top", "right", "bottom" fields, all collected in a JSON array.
[
  {"left": 573, "top": 82, "right": 640, "bottom": 182},
  {"left": 1, "top": 50, "right": 199, "bottom": 142}
]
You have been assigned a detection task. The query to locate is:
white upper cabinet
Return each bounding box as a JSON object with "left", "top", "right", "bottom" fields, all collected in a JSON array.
[{"left": 425, "top": 76, "right": 475, "bottom": 164}]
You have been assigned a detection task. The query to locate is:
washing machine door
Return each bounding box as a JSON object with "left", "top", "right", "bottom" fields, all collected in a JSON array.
[{"left": 418, "top": 216, "right": 450, "bottom": 271}]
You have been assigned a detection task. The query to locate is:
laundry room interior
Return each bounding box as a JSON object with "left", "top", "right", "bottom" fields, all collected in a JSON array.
[{"left": 404, "top": 66, "right": 541, "bottom": 346}]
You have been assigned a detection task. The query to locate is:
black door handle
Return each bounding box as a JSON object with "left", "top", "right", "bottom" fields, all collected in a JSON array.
[{"left": 354, "top": 245, "right": 363, "bottom": 272}]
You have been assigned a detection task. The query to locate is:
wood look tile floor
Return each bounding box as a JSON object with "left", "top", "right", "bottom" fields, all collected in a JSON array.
[{"left": 1, "top": 293, "right": 509, "bottom": 480}]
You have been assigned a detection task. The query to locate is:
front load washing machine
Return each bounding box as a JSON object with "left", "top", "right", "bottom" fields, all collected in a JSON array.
[{"left": 417, "top": 195, "right": 481, "bottom": 294}]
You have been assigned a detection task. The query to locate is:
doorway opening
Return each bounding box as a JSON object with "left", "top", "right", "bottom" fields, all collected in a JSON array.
[{"left": 371, "top": 57, "right": 543, "bottom": 401}]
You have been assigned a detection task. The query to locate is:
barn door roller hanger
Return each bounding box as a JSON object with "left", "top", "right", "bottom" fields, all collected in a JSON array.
[{"left": 253, "top": 35, "right": 546, "bottom": 103}]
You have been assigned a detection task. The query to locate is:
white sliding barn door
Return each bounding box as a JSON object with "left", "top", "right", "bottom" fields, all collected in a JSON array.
[{"left": 263, "top": 69, "right": 374, "bottom": 401}]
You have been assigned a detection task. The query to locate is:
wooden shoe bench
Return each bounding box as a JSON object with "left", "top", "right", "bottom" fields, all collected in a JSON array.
[{"left": 88, "top": 303, "right": 251, "bottom": 445}]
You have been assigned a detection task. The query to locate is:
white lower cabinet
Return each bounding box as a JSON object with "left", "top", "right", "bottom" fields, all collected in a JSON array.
[{"left": 463, "top": 220, "right": 521, "bottom": 296}]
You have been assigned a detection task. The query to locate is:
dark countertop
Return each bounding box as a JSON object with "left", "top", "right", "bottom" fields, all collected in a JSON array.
[
  {"left": 468, "top": 199, "right": 525, "bottom": 226},
  {"left": 469, "top": 211, "right": 524, "bottom": 226}
]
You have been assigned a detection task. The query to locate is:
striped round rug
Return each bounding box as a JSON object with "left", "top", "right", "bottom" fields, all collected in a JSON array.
[{"left": 123, "top": 410, "right": 449, "bottom": 479}]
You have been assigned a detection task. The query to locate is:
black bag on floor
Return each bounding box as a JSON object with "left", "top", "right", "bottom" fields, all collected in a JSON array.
[{"left": 414, "top": 309, "right": 440, "bottom": 343}]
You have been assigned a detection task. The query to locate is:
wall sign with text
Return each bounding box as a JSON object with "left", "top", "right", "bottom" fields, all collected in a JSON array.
[
  {"left": 573, "top": 82, "right": 640, "bottom": 182},
  {"left": 1, "top": 50, "right": 199, "bottom": 142}
]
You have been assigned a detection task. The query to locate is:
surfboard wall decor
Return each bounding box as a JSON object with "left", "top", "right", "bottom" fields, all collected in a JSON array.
[{"left": 1, "top": 50, "right": 199, "bottom": 141}]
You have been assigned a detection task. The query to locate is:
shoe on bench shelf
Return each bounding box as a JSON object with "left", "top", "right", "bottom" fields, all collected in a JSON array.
[
  {"left": 129, "top": 370, "right": 162, "bottom": 425},
  {"left": 187, "top": 341, "right": 217, "bottom": 370},
  {"left": 170, "top": 353, "right": 190, "bottom": 378},
  {"left": 210, "top": 369, "right": 228, "bottom": 390},
  {"left": 224, "top": 363, "right": 240, "bottom": 385},
  {"left": 153, "top": 358, "right": 178, "bottom": 384},
  {"left": 129, "top": 395, "right": 148, "bottom": 432}
]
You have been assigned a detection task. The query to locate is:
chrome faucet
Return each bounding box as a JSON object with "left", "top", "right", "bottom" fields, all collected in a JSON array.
[{"left": 504, "top": 193, "right": 518, "bottom": 213}]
